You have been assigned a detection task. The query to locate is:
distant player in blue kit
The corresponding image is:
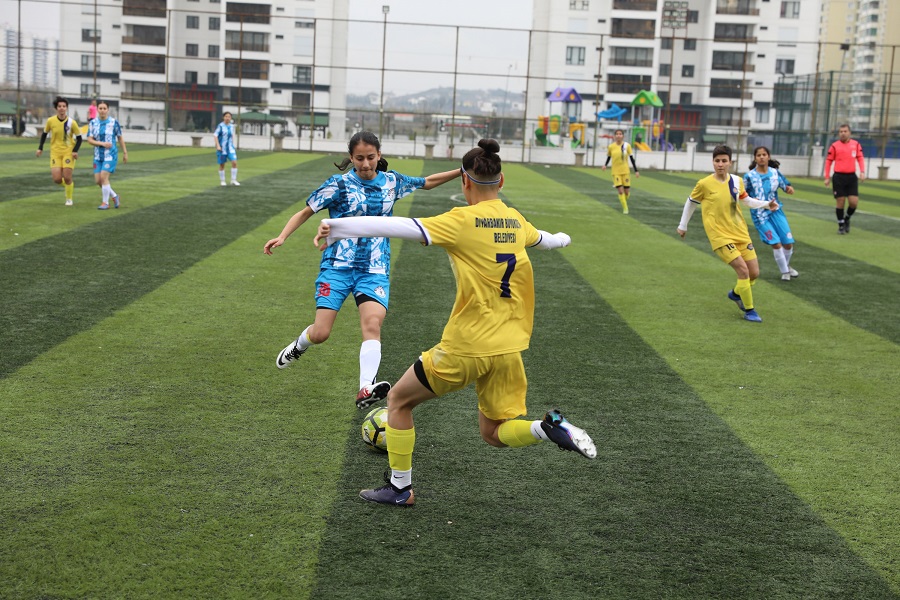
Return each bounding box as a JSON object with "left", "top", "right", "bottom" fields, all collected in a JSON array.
[
  {"left": 86, "top": 100, "right": 127, "bottom": 210},
  {"left": 214, "top": 112, "right": 239, "bottom": 186},
  {"left": 743, "top": 146, "right": 798, "bottom": 281},
  {"left": 263, "top": 131, "right": 461, "bottom": 406}
]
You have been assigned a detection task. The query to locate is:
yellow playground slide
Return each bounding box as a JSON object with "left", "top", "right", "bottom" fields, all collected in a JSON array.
[{"left": 634, "top": 141, "right": 652, "bottom": 152}]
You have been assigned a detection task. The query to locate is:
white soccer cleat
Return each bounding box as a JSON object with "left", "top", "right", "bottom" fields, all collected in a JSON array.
[
  {"left": 276, "top": 337, "right": 306, "bottom": 369},
  {"left": 220, "top": 181, "right": 227, "bottom": 187},
  {"left": 789, "top": 268, "right": 800, "bottom": 278},
  {"left": 781, "top": 273, "right": 792, "bottom": 281},
  {"left": 64, "top": 199, "right": 73, "bottom": 206},
  {"left": 541, "top": 409, "right": 597, "bottom": 459},
  {"left": 231, "top": 180, "right": 241, "bottom": 186},
  {"left": 356, "top": 381, "right": 391, "bottom": 410}
]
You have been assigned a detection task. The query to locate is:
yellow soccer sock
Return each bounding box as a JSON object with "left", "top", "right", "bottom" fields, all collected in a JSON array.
[
  {"left": 385, "top": 424, "right": 415, "bottom": 472},
  {"left": 64, "top": 181, "right": 74, "bottom": 201},
  {"left": 618, "top": 193, "right": 629, "bottom": 213},
  {"left": 734, "top": 278, "right": 754, "bottom": 310},
  {"left": 497, "top": 419, "right": 542, "bottom": 448}
]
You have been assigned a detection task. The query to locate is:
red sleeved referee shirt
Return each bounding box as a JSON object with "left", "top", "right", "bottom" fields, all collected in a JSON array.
[{"left": 824, "top": 139, "right": 865, "bottom": 177}]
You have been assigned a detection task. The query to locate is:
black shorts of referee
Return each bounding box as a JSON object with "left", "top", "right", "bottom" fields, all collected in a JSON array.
[{"left": 832, "top": 172, "right": 859, "bottom": 198}]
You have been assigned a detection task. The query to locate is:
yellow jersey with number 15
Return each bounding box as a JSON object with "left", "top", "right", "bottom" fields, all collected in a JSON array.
[
  {"left": 418, "top": 199, "right": 542, "bottom": 357},
  {"left": 43, "top": 115, "right": 80, "bottom": 154}
]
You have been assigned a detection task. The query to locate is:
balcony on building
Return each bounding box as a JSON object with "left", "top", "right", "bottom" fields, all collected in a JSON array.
[
  {"left": 123, "top": 0, "right": 166, "bottom": 19},
  {"left": 612, "top": 0, "right": 657, "bottom": 10},
  {"left": 226, "top": 2, "right": 272, "bottom": 25},
  {"left": 225, "top": 31, "right": 270, "bottom": 54},
  {"left": 609, "top": 46, "right": 654, "bottom": 68},
  {"left": 710, "top": 78, "right": 753, "bottom": 100},
  {"left": 713, "top": 23, "right": 756, "bottom": 44},
  {"left": 711, "top": 51, "right": 755, "bottom": 72},
  {"left": 715, "top": 0, "right": 759, "bottom": 16},
  {"left": 122, "top": 24, "right": 166, "bottom": 47},
  {"left": 611, "top": 18, "right": 656, "bottom": 40}
]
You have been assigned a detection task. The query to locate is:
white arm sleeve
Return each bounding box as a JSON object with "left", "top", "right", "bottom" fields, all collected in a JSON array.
[
  {"left": 739, "top": 196, "right": 770, "bottom": 209},
  {"left": 678, "top": 199, "right": 699, "bottom": 231},
  {"left": 322, "top": 216, "right": 427, "bottom": 246},
  {"left": 531, "top": 230, "right": 571, "bottom": 249}
]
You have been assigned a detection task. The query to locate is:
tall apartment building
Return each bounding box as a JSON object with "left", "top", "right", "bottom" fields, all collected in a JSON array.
[
  {"left": 528, "top": 0, "right": 819, "bottom": 148},
  {"left": 818, "top": 0, "right": 900, "bottom": 132},
  {"left": 1, "top": 26, "right": 59, "bottom": 89},
  {"left": 58, "top": 0, "right": 348, "bottom": 134}
]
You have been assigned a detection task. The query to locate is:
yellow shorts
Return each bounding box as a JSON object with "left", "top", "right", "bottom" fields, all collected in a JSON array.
[
  {"left": 421, "top": 344, "right": 527, "bottom": 421},
  {"left": 714, "top": 241, "right": 757, "bottom": 265},
  {"left": 613, "top": 173, "right": 631, "bottom": 188},
  {"left": 50, "top": 151, "right": 76, "bottom": 169}
]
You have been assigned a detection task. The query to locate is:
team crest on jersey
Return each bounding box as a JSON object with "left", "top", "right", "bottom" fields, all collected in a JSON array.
[
  {"left": 747, "top": 243, "right": 754, "bottom": 250},
  {"left": 104, "top": 163, "right": 111, "bottom": 169},
  {"left": 65, "top": 158, "right": 71, "bottom": 164},
  {"left": 373, "top": 286, "right": 386, "bottom": 298}
]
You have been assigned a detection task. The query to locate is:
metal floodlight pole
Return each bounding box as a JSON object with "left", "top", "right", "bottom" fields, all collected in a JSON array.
[
  {"left": 591, "top": 38, "right": 604, "bottom": 168},
  {"left": 379, "top": 5, "right": 389, "bottom": 139},
  {"left": 93, "top": 0, "right": 98, "bottom": 97},
  {"left": 15, "top": 0, "right": 21, "bottom": 136},
  {"left": 879, "top": 45, "right": 896, "bottom": 170},
  {"left": 450, "top": 26, "right": 459, "bottom": 159},
  {"left": 662, "top": 1, "right": 688, "bottom": 171}
]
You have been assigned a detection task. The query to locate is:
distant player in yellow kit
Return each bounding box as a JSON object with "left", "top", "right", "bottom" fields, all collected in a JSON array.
[
  {"left": 602, "top": 128, "right": 640, "bottom": 214},
  {"left": 315, "top": 138, "right": 597, "bottom": 506},
  {"left": 677, "top": 145, "right": 779, "bottom": 323},
  {"left": 35, "top": 96, "right": 83, "bottom": 206}
]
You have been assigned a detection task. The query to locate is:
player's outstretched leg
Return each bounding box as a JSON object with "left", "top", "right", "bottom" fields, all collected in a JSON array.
[
  {"left": 356, "top": 381, "right": 391, "bottom": 409},
  {"left": 360, "top": 472, "right": 415, "bottom": 506},
  {"left": 540, "top": 409, "right": 597, "bottom": 459}
]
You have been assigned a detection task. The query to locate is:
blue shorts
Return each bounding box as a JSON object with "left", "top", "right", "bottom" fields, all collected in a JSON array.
[
  {"left": 314, "top": 269, "right": 390, "bottom": 311},
  {"left": 93, "top": 160, "right": 117, "bottom": 174},
  {"left": 217, "top": 150, "right": 237, "bottom": 165},
  {"left": 754, "top": 209, "right": 795, "bottom": 246}
]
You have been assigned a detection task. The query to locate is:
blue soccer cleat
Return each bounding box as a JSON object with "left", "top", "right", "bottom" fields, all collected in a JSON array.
[
  {"left": 113, "top": 194, "right": 120, "bottom": 209},
  {"left": 360, "top": 474, "right": 415, "bottom": 507},
  {"left": 540, "top": 409, "right": 597, "bottom": 459},
  {"left": 97, "top": 203, "right": 109, "bottom": 210},
  {"left": 727, "top": 290, "right": 745, "bottom": 311},
  {"left": 743, "top": 309, "right": 762, "bottom": 323}
]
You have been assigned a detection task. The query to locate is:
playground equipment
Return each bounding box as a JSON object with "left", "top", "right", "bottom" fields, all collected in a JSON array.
[
  {"left": 535, "top": 87, "right": 586, "bottom": 147},
  {"left": 597, "top": 103, "right": 628, "bottom": 123}
]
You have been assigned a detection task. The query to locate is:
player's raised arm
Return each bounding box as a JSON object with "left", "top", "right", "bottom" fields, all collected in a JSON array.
[{"left": 315, "top": 216, "right": 426, "bottom": 250}]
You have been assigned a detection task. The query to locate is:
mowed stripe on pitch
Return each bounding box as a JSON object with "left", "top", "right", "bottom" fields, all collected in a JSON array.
[{"left": 0, "top": 153, "right": 329, "bottom": 378}]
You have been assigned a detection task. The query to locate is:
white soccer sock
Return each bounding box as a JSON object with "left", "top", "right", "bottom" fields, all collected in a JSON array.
[
  {"left": 359, "top": 339, "right": 382, "bottom": 390},
  {"left": 101, "top": 184, "right": 111, "bottom": 205},
  {"left": 531, "top": 420, "right": 549, "bottom": 441},
  {"left": 231, "top": 167, "right": 238, "bottom": 182},
  {"left": 783, "top": 247, "right": 794, "bottom": 265},
  {"left": 218, "top": 170, "right": 225, "bottom": 183},
  {"left": 296, "top": 325, "right": 314, "bottom": 351},
  {"left": 390, "top": 469, "right": 412, "bottom": 489},
  {"left": 772, "top": 247, "right": 789, "bottom": 274},
  {"left": 108, "top": 186, "right": 117, "bottom": 199}
]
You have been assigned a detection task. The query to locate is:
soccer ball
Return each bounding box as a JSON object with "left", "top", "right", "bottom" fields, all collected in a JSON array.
[{"left": 361, "top": 406, "right": 388, "bottom": 452}]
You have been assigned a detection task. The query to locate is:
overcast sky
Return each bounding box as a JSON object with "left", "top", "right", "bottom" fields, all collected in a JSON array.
[{"left": 1, "top": 0, "right": 533, "bottom": 95}]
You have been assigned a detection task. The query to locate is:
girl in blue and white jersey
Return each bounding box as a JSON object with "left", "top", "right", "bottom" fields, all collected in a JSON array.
[
  {"left": 263, "top": 131, "right": 460, "bottom": 406},
  {"left": 86, "top": 100, "right": 127, "bottom": 210},
  {"left": 743, "top": 146, "right": 798, "bottom": 281}
]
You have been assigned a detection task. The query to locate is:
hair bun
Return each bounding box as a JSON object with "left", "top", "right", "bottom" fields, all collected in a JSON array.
[{"left": 478, "top": 138, "right": 500, "bottom": 154}]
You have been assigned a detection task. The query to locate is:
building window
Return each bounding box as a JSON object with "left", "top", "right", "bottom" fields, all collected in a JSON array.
[
  {"left": 682, "top": 64, "right": 694, "bottom": 77},
  {"left": 612, "top": 0, "right": 656, "bottom": 10},
  {"left": 755, "top": 102, "right": 771, "bottom": 123},
  {"left": 715, "top": 23, "right": 753, "bottom": 41},
  {"left": 566, "top": 46, "right": 586, "bottom": 66},
  {"left": 661, "top": 38, "right": 672, "bottom": 50},
  {"left": 679, "top": 92, "right": 692, "bottom": 105},
  {"left": 610, "top": 46, "right": 654, "bottom": 67},
  {"left": 209, "top": 16, "right": 221, "bottom": 30},
  {"left": 780, "top": 1, "right": 800, "bottom": 18},
  {"left": 569, "top": 0, "right": 590, "bottom": 9},
  {"left": 121, "top": 52, "right": 166, "bottom": 74},
  {"left": 123, "top": 80, "right": 166, "bottom": 100},
  {"left": 710, "top": 78, "right": 745, "bottom": 99},
  {"left": 80, "top": 54, "right": 99, "bottom": 71},
  {"left": 186, "top": 15, "right": 200, "bottom": 29},
  {"left": 687, "top": 10, "right": 699, "bottom": 22},
  {"left": 81, "top": 28, "right": 101, "bottom": 43},
  {"left": 712, "top": 51, "right": 746, "bottom": 71},
  {"left": 123, "top": 0, "right": 165, "bottom": 18},
  {"left": 208, "top": 72, "right": 219, "bottom": 86},
  {"left": 293, "top": 65, "right": 312, "bottom": 84},
  {"left": 226, "top": 31, "right": 270, "bottom": 52},
  {"left": 80, "top": 83, "right": 100, "bottom": 97},
  {"left": 683, "top": 38, "right": 697, "bottom": 50},
  {"left": 123, "top": 24, "right": 166, "bottom": 46},
  {"left": 186, "top": 43, "right": 199, "bottom": 57},
  {"left": 292, "top": 92, "right": 311, "bottom": 109},
  {"left": 775, "top": 58, "right": 795, "bottom": 74},
  {"left": 295, "top": 19, "right": 315, "bottom": 28},
  {"left": 659, "top": 63, "right": 671, "bottom": 76},
  {"left": 185, "top": 71, "right": 198, "bottom": 84},
  {"left": 208, "top": 45, "right": 220, "bottom": 58},
  {"left": 706, "top": 106, "right": 735, "bottom": 126}
]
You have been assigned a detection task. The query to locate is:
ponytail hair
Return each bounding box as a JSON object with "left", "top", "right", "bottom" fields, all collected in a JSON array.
[
  {"left": 461, "top": 138, "right": 502, "bottom": 184},
  {"left": 334, "top": 131, "right": 389, "bottom": 172},
  {"left": 748, "top": 146, "right": 780, "bottom": 171}
]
